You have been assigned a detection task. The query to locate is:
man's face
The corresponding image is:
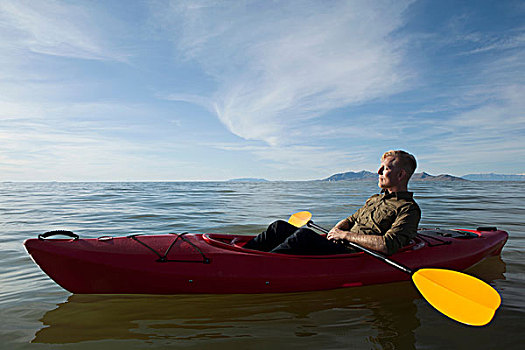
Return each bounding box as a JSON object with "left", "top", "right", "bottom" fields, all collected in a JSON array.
[{"left": 377, "top": 156, "right": 403, "bottom": 190}]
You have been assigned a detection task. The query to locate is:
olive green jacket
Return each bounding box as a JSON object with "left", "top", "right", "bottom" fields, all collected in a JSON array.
[{"left": 346, "top": 191, "right": 421, "bottom": 255}]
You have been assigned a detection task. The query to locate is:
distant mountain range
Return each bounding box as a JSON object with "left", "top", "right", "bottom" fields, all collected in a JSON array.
[
  {"left": 322, "top": 171, "right": 377, "bottom": 181},
  {"left": 411, "top": 172, "right": 468, "bottom": 182},
  {"left": 462, "top": 173, "right": 525, "bottom": 181},
  {"left": 228, "top": 172, "right": 525, "bottom": 182},
  {"left": 323, "top": 171, "right": 466, "bottom": 182},
  {"left": 322, "top": 171, "right": 524, "bottom": 182}
]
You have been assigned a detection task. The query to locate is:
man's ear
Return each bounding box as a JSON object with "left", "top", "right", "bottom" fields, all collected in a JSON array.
[{"left": 398, "top": 168, "right": 407, "bottom": 182}]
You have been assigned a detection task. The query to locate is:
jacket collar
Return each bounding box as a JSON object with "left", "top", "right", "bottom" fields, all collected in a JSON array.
[{"left": 381, "top": 189, "right": 414, "bottom": 199}]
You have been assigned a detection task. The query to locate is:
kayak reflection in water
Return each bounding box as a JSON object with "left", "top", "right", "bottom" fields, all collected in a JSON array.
[{"left": 243, "top": 150, "right": 421, "bottom": 255}]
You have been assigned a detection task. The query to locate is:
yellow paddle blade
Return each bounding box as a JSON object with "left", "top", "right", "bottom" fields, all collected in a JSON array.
[
  {"left": 288, "top": 211, "right": 312, "bottom": 228},
  {"left": 412, "top": 268, "right": 501, "bottom": 326}
]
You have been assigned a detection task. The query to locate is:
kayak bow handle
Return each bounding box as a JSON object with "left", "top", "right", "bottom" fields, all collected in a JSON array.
[{"left": 38, "top": 230, "right": 79, "bottom": 241}]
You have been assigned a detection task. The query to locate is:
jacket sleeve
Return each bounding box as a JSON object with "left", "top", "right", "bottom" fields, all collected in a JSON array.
[
  {"left": 346, "top": 211, "right": 358, "bottom": 227},
  {"left": 383, "top": 203, "right": 421, "bottom": 255}
]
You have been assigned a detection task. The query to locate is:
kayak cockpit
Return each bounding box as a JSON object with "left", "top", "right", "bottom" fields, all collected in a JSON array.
[
  {"left": 202, "top": 232, "right": 372, "bottom": 258},
  {"left": 202, "top": 233, "right": 255, "bottom": 251},
  {"left": 202, "top": 228, "right": 483, "bottom": 257},
  {"left": 201, "top": 233, "right": 421, "bottom": 257}
]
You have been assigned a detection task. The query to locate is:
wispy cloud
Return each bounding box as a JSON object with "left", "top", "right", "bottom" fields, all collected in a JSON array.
[
  {"left": 456, "top": 28, "right": 525, "bottom": 55},
  {"left": 0, "top": 110, "right": 202, "bottom": 181},
  {"left": 0, "top": 0, "right": 126, "bottom": 62},
  {"left": 206, "top": 139, "right": 381, "bottom": 180},
  {"left": 162, "top": 93, "right": 215, "bottom": 112},
  {"left": 156, "top": 0, "right": 414, "bottom": 145},
  {"left": 407, "top": 80, "right": 525, "bottom": 175}
]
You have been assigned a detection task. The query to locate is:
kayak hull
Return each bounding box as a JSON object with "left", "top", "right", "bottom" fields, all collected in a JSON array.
[{"left": 24, "top": 229, "right": 508, "bottom": 294}]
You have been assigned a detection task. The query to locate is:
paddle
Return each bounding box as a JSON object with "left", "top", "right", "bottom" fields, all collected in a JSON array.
[{"left": 288, "top": 211, "right": 501, "bottom": 326}]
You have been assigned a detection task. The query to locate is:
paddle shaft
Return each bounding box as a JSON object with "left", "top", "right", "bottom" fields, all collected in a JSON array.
[{"left": 307, "top": 221, "right": 414, "bottom": 274}]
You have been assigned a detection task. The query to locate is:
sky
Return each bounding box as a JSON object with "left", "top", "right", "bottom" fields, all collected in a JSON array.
[{"left": 0, "top": 0, "right": 524, "bottom": 181}]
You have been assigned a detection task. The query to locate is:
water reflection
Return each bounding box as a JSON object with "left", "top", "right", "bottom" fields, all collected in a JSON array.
[
  {"left": 32, "top": 283, "right": 413, "bottom": 346},
  {"left": 32, "top": 256, "right": 505, "bottom": 349}
]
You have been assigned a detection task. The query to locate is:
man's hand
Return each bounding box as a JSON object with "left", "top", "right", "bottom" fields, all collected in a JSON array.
[
  {"left": 327, "top": 219, "right": 389, "bottom": 254},
  {"left": 327, "top": 218, "right": 351, "bottom": 242},
  {"left": 327, "top": 228, "right": 350, "bottom": 241}
]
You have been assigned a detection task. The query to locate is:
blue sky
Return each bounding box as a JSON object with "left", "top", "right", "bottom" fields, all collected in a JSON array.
[{"left": 1, "top": 0, "right": 524, "bottom": 181}]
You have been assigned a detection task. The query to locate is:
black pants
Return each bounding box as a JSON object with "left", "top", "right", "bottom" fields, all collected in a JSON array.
[{"left": 243, "top": 220, "right": 350, "bottom": 255}]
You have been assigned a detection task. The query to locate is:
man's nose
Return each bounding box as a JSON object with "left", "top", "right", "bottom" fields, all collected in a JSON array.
[{"left": 377, "top": 166, "right": 383, "bottom": 175}]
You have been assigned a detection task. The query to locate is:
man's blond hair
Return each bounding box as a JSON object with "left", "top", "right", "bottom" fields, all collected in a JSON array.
[{"left": 382, "top": 150, "right": 417, "bottom": 179}]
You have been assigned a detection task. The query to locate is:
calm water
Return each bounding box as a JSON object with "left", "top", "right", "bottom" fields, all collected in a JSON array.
[{"left": 0, "top": 181, "right": 523, "bottom": 349}]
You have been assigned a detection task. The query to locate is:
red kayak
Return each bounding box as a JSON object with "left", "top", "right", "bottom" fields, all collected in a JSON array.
[{"left": 24, "top": 228, "right": 507, "bottom": 294}]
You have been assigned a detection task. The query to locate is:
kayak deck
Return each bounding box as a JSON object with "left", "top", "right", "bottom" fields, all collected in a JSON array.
[{"left": 24, "top": 228, "right": 508, "bottom": 294}]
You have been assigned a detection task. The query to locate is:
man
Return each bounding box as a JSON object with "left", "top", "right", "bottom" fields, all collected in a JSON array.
[{"left": 243, "top": 150, "right": 421, "bottom": 255}]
